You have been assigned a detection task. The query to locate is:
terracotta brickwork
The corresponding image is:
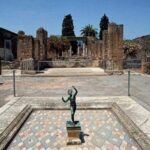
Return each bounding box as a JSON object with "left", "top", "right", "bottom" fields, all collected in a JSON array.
[
  {"left": 102, "top": 30, "right": 108, "bottom": 60},
  {"left": 107, "top": 23, "right": 123, "bottom": 70},
  {"left": 17, "top": 23, "right": 123, "bottom": 70},
  {"left": 86, "top": 23, "right": 123, "bottom": 70},
  {"left": 17, "top": 35, "right": 34, "bottom": 60},
  {"left": 36, "top": 28, "right": 48, "bottom": 60},
  {"left": 17, "top": 28, "right": 47, "bottom": 61}
]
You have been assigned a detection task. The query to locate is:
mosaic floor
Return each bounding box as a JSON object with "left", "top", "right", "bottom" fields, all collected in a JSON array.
[{"left": 8, "top": 110, "right": 141, "bottom": 150}]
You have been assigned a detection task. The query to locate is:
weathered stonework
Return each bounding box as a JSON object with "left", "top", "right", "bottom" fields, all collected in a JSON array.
[
  {"left": 17, "top": 28, "right": 47, "bottom": 61},
  {"left": 17, "top": 23, "right": 123, "bottom": 71},
  {"left": 141, "top": 61, "right": 150, "bottom": 74},
  {"left": 84, "top": 23, "right": 123, "bottom": 70},
  {"left": 17, "top": 35, "right": 34, "bottom": 60},
  {"left": 36, "top": 28, "right": 48, "bottom": 60},
  {"left": 100, "top": 23, "right": 124, "bottom": 71}
]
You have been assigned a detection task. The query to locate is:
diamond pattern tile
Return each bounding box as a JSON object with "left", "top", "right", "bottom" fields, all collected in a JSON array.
[{"left": 8, "top": 110, "right": 141, "bottom": 149}]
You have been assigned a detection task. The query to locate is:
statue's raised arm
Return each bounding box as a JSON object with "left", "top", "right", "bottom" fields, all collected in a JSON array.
[
  {"left": 72, "top": 86, "right": 78, "bottom": 96},
  {"left": 62, "top": 97, "right": 69, "bottom": 103}
]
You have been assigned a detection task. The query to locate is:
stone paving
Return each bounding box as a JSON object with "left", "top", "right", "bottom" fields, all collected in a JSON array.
[
  {"left": 1, "top": 74, "right": 150, "bottom": 111},
  {"left": 7, "top": 110, "right": 141, "bottom": 150},
  {"left": 0, "top": 68, "right": 150, "bottom": 149},
  {"left": 0, "top": 96, "right": 150, "bottom": 149}
]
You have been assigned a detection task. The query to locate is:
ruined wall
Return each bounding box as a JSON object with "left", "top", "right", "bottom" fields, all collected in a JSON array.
[
  {"left": 17, "top": 34, "right": 34, "bottom": 61},
  {"left": 17, "top": 24, "right": 123, "bottom": 70},
  {"left": 102, "top": 30, "right": 108, "bottom": 60},
  {"left": 106, "top": 23, "right": 123, "bottom": 70},
  {"left": 36, "top": 28, "right": 48, "bottom": 60},
  {"left": 85, "top": 23, "right": 123, "bottom": 70},
  {"left": 86, "top": 37, "right": 102, "bottom": 59},
  {"left": 17, "top": 28, "right": 48, "bottom": 61},
  {"left": 97, "top": 41, "right": 103, "bottom": 59},
  {"left": 34, "top": 39, "right": 40, "bottom": 60}
]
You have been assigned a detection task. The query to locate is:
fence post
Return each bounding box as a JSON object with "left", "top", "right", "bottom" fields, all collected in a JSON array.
[
  {"left": 128, "top": 70, "right": 130, "bottom": 96},
  {"left": 13, "top": 70, "right": 16, "bottom": 97}
]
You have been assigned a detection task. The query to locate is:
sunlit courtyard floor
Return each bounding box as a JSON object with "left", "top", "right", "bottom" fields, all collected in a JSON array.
[{"left": 8, "top": 110, "right": 141, "bottom": 150}]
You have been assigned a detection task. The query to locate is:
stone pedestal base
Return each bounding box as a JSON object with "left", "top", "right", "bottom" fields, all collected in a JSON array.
[{"left": 66, "top": 121, "right": 81, "bottom": 145}]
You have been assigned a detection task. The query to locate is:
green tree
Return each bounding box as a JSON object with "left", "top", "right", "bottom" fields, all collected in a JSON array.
[
  {"left": 80, "top": 24, "right": 98, "bottom": 37},
  {"left": 62, "top": 14, "right": 75, "bottom": 37},
  {"left": 99, "top": 14, "right": 109, "bottom": 40},
  {"left": 48, "top": 35, "right": 70, "bottom": 52}
]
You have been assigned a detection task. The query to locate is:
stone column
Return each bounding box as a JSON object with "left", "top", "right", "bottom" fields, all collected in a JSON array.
[
  {"left": 26, "top": 60, "right": 28, "bottom": 70},
  {"left": 69, "top": 46, "right": 72, "bottom": 57},
  {"left": 82, "top": 43, "right": 85, "bottom": 57},
  {"left": 85, "top": 48, "right": 88, "bottom": 57},
  {"left": 77, "top": 46, "right": 80, "bottom": 56},
  {"left": 89, "top": 51, "right": 91, "bottom": 57},
  {"left": 28, "top": 60, "right": 30, "bottom": 70},
  {"left": 23, "top": 61, "right": 25, "bottom": 70},
  {"left": 23, "top": 61, "right": 25, "bottom": 73},
  {"left": 83, "top": 49, "right": 84, "bottom": 57}
]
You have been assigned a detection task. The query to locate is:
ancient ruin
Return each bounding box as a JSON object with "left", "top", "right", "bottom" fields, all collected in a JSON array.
[{"left": 17, "top": 23, "right": 123, "bottom": 71}]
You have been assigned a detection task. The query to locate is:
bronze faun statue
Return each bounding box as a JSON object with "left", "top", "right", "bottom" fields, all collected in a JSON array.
[{"left": 62, "top": 86, "right": 78, "bottom": 124}]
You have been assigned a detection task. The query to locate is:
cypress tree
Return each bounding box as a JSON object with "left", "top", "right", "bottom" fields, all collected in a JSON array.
[
  {"left": 99, "top": 14, "right": 109, "bottom": 40},
  {"left": 62, "top": 14, "right": 75, "bottom": 37}
]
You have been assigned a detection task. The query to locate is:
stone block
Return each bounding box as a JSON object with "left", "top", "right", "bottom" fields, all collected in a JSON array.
[{"left": 66, "top": 121, "right": 81, "bottom": 145}]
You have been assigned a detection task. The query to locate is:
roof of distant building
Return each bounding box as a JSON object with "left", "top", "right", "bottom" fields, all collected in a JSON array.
[{"left": 0, "top": 27, "right": 17, "bottom": 36}]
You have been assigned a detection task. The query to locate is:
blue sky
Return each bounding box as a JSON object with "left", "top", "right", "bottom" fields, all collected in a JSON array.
[{"left": 0, "top": 0, "right": 150, "bottom": 39}]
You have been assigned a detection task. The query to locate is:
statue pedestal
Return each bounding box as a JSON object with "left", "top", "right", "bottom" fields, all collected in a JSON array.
[{"left": 66, "top": 121, "right": 81, "bottom": 145}]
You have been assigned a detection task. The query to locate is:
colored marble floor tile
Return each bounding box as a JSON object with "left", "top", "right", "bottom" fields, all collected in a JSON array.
[{"left": 7, "top": 110, "right": 141, "bottom": 149}]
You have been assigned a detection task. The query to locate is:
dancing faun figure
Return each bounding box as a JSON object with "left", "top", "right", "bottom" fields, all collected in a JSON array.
[{"left": 62, "top": 86, "right": 78, "bottom": 124}]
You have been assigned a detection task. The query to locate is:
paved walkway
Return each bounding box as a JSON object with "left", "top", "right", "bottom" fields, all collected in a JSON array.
[{"left": 1, "top": 74, "right": 150, "bottom": 111}]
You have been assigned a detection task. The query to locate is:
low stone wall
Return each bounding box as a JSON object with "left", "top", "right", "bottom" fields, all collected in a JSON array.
[
  {"left": 38, "top": 59, "right": 100, "bottom": 68},
  {"left": 21, "top": 58, "right": 36, "bottom": 74},
  {"left": 102, "top": 60, "right": 123, "bottom": 74}
]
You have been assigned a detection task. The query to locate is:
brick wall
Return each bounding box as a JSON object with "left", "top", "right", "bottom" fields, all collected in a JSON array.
[
  {"left": 86, "top": 23, "right": 123, "bottom": 70},
  {"left": 17, "top": 24, "right": 123, "bottom": 70},
  {"left": 104, "top": 23, "right": 123, "bottom": 70},
  {"left": 17, "top": 35, "right": 34, "bottom": 60},
  {"left": 17, "top": 28, "right": 48, "bottom": 61}
]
